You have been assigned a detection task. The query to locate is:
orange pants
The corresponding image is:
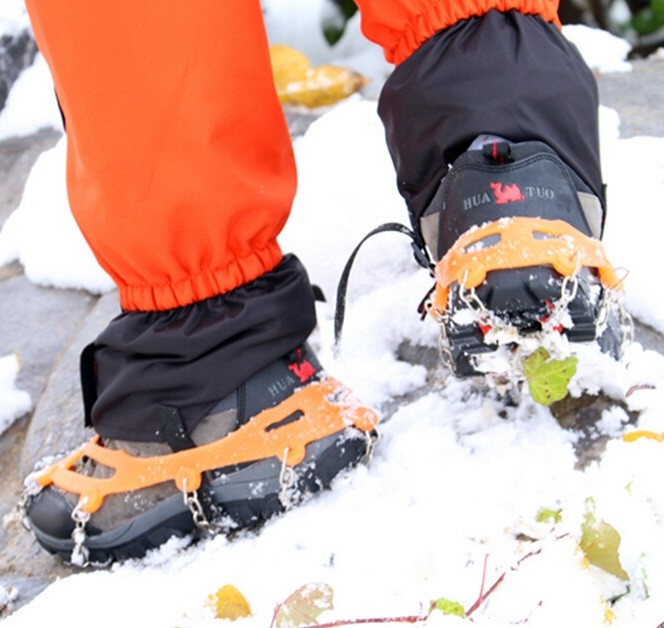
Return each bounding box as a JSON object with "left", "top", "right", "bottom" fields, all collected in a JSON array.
[{"left": 25, "top": 0, "right": 560, "bottom": 312}]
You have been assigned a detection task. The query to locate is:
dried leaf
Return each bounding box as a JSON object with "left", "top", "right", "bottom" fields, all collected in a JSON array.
[
  {"left": 523, "top": 347, "right": 578, "bottom": 406},
  {"left": 207, "top": 584, "right": 252, "bottom": 621},
  {"left": 274, "top": 582, "right": 334, "bottom": 627},
  {"left": 269, "top": 45, "right": 369, "bottom": 108},
  {"left": 580, "top": 501, "right": 629, "bottom": 581}
]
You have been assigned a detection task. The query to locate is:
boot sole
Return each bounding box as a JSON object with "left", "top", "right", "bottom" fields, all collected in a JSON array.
[{"left": 445, "top": 266, "right": 621, "bottom": 377}]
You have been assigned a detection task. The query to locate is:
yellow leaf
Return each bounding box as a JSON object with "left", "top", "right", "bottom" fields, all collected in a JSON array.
[
  {"left": 207, "top": 584, "right": 252, "bottom": 621},
  {"left": 270, "top": 45, "right": 311, "bottom": 88},
  {"left": 622, "top": 430, "right": 664, "bottom": 443},
  {"left": 269, "top": 45, "right": 369, "bottom": 108}
]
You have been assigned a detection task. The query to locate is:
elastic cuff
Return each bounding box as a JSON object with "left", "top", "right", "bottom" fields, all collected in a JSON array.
[
  {"left": 389, "top": 3, "right": 561, "bottom": 64},
  {"left": 117, "top": 241, "right": 284, "bottom": 311}
]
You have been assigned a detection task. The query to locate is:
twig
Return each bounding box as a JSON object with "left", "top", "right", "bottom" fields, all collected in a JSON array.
[
  {"left": 305, "top": 615, "right": 427, "bottom": 627},
  {"left": 626, "top": 384, "right": 656, "bottom": 397},
  {"left": 466, "top": 554, "right": 492, "bottom": 617}
]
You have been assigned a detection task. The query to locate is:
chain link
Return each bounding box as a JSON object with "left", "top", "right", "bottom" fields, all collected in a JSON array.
[
  {"left": 17, "top": 477, "right": 42, "bottom": 530},
  {"left": 596, "top": 289, "right": 611, "bottom": 331},
  {"left": 618, "top": 298, "right": 635, "bottom": 348},
  {"left": 423, "top": 298, "right": 454, "bottom": 370},
  {"left": 596, "top": 284, "right": 634, "bottom": 350},
  {"left": 459, "top": 283, "right": 504, "bottom": 332},
  {"left": 363, "top": 428, "right": 381, "bottom": 465},
  {"left": 70, "top": 500, "right": 91, "bottom": 567},
  {"left": 432, "top": 261, "right": 634, "bottom": 377},
  {"left": 278, "top": 448, "right": 297, "bottom": 511},
  {"left": 182, "top": 477, "right": 218, "bottom": 534}
]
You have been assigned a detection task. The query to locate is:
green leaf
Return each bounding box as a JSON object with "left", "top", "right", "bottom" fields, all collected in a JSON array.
[
  {"left": 631, "top": 0, "right": 664, "bottom": 36},
  {"left": 522, "top": 348, "right": 578, "bottom": 406},
  {"left": 580, "top": 500, "right": 629, "bottom": 581},
  {"left": 536, "top": 506, "right": 562, "bottom": 524},
  {"left": 432, "top": 598, "right": 466, "bottom": 618},
  {"left": 274, "top": 582, "right": 334, "bottom": 627},
  {"left": 322, "top": 0, "right": 358, "bottom": 45}
]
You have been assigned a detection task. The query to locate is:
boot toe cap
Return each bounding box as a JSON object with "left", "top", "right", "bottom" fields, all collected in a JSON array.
[{"left": 27, "top": 489, "right": 77, "bottom": 540}]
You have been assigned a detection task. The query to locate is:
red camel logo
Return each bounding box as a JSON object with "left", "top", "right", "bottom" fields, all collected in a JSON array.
[
  {"left": 490, "top": 182, "right": 525, "bottom": 204},
  {"left": 288, "top": 359, "right": 316, "bottom": 383}
]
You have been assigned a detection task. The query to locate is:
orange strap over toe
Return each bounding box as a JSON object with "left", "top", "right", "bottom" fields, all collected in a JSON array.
[
  {"left": 432, "top": 217, "right": 622, "bottom": 313},
  {"left": 36, "top": 377, "right": 379, "bottom": 514}
]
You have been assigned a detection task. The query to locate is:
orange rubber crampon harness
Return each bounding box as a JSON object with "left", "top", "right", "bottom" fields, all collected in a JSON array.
[
  {"left": 33, "top": 377, "right": 379, "bottom": 515},
  {"left": 333, "top": 216, "right": 624, "bottom": 352},
  {"left": 428, "top": 216, "right": 623, "bottom": 317}
]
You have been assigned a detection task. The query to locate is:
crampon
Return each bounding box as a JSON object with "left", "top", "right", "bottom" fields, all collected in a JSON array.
[
  {"left": 22, "top": 375, "right": 379, "bottom": 566},
  {"left": 422, "top": 215, "right": 632, "bottom": 388},
  {"left": 334, "top": 215, "right": 631, "bottom": 398}
]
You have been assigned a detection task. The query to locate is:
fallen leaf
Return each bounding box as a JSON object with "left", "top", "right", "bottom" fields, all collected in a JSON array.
[
  {"left": 274, "top": 582, "right": 334, "bottom": 627},
  {"left": 207, "top": 584, "right": 252, "bottom": 621},
  {"left": 523, "top": 347, "right": 577, "bottom": 406},
  {"left": 431, "top": 597, "right": 466, "bottom": 617},
  {"left": 622, "top": 430, "right": 664, "bottom": 443},
  {"left": 580, "top": 500, "right": 629, "bottom": 580},
  {"left": 535, "top": 506, "right": 563, "bottom": 524},
  {"left": 270, "top": 45, "right": 369, "bottom": 108}
]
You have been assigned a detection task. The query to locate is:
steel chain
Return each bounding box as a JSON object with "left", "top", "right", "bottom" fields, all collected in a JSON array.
[
  {"left": 363, "top": 428, "right": 381, "bottom": 465},
  {"left": 278, "top": 448, "right": 297, "bottom": 511},
  {"left": 433, "top": 265, "right": 633, "bottom": 376},
  {"left": 70, "top": 500, "right": 91, "bottom": 567},
  {"left": 181, "top": 477, "right": 220, "bottom": 535}
]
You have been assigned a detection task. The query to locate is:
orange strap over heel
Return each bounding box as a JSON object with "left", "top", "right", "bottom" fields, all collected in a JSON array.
[
  {"left": 431, "top": 217, "right": 622, "bottom": 314},
  {"left": 36, "top": 377, "right": 379, "bottom": 514}
]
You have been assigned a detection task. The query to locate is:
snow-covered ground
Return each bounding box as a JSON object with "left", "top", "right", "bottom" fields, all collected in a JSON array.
[{"left": 1, "top": 2, "right": 664, "bottom": 626}]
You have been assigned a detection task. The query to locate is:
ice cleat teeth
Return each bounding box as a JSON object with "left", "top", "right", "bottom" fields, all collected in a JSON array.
[{"left": 426, "top": 216, "right": 625, "bottom": 377}]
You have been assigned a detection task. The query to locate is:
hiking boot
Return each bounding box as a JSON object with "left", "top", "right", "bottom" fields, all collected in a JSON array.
[
  {"left": 23, "top": 344, "right": 379, "bottom": 565},
  {"left": 419, "top": 137, "right": 625, "bottom": 377}
]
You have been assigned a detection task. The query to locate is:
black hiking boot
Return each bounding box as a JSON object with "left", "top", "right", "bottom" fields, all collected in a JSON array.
[
  {"left": 419, "top": 138, "right": 626, "bottom": 377},
  {"left": 23, "top": 344, "right": 378, "bottom": 565}
]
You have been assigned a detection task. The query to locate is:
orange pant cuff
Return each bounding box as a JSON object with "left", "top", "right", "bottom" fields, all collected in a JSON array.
[
  {"left": 386, "top": 4, "right": 561, "bottom": 64},
  {"left": 117, "top": 241, "right": 284, "bottom": 312}
]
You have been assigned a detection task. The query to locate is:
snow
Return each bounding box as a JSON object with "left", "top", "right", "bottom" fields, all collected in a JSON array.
[
  {"left": 0, "top": 54, "right": 63, "bottom": 140},
  {"left": 562, "top": 24, "right": 633, "bottom": 73},
  {"left": 0, "top": 353, "right": 31, "bottom": 437},
  {"left": 0, "top": 137, "right": 114, "bottom": 293},
  {"left": 2, "top": 7, "right": 664, "bottom": 628},
  {"left": 0, "top": 0, "right": 29, "bottom": 38}
]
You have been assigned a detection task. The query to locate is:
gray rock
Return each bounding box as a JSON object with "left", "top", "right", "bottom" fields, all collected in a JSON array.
[
  {"left": 0, "top": 274, "right": 96, "bottom": 407},
  {"left": 597, "top": 56, "right": 664, "bottom": 138},
  {"left": 19, "top": 290, "right": 120, "bottom": 478},
  {"left": 0, "top": 276, "right": 97, "bottom": 589}
]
